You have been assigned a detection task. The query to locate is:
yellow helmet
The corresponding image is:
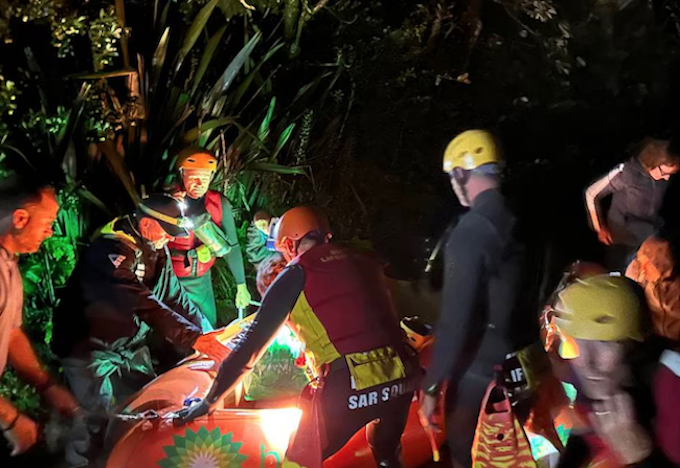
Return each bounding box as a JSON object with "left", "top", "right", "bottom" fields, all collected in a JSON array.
[
  {"left": 553, "top": 275, "right": 643, "bottom": 342},
  {"left": 442, "top": 130, "right": 500, "bottom": 173}
]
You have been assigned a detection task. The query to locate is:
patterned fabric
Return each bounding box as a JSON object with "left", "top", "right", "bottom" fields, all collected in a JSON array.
[{"left": 471, "top": 382, "right": 537, "bottom": 468}]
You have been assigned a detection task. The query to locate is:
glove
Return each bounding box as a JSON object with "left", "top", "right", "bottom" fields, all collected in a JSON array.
[
  {"left": 42, "top": 384, "right": 80, "bottom": 418},
  {"left": 3, "top": 413, "right": 39, "bottom": 456},
  {"left": 235, "top": 283, "right": 251, "bottom": 309},
  {"left": 196, "top": 244, "right": 213, "bottom": 264},
  {"left": 193, "top": 331, "right": 231, "bottom": 362},
  {"left": 174, "top": 399, "right": 210, "bottom": 427}
]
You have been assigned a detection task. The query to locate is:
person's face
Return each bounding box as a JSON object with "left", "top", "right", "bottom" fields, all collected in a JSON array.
[
  {"left": 448, "top": 171, "right": 471, "bottom": 207},
  {"left": 140, "top": 218, "right": 175, "bottom": 249},
  {"left": 12, "top": 191, "right": 59, "bottom": 254},
  {"left": 649, "top": 163, "right": 679, "bottom": 181},
  {"left": 181, "top": 169, "right": 214, "bottom": 199},
  {"left": 254, "top": 219, "right": 271, "bottom": 235}
]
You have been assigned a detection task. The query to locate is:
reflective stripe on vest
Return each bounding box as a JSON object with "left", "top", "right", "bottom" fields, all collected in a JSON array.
[{"left": 288, "top": 244, "right": 407, "bottom": 386}]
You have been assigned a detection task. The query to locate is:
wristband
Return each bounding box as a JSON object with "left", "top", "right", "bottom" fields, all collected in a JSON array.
[{"left": 2, "top": 413, "right": 20, "bottom": 433}]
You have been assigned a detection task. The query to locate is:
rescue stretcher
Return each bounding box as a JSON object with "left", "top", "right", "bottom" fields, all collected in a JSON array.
[{"left": 104, "top": 316, "right": 446, "bottom": 468}]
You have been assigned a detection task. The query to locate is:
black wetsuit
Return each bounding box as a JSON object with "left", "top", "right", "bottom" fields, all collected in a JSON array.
[{"left": 423, "top": 188, "right": 538, "bottom": 467}]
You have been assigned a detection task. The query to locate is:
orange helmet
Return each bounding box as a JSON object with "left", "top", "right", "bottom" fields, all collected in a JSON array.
[
  {"left": 273, "top": 206, "right": 331, "bottom": 251},
  {"left": 175, "top": 146, "right": 218, "bottom": 172}
]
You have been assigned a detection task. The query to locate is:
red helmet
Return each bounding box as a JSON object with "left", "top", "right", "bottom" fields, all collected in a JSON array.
[{"left": 273, "top": 206, "right": 331, "bottom": 252}]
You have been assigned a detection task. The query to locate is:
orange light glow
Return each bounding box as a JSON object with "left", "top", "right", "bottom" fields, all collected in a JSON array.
[{"left": 259, "top": 408, "right": 303, "bottom": 453}]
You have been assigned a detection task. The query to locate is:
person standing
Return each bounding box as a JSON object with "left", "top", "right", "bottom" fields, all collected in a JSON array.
[
  {"left": 626, "top": 237, "right": 680, "bottom": 465},
  {"left": 420, "top": 130, "right": 542, "bottom": 468},
  {"left": 0, "top": 177, "right": 80, "bottom": 458},
  {"left": 245, "top": 211, "right": 278, "bottom": 268},
  {"left": 585, "top": 138, "right": 680, "bottom": 271},
  {"left": 178, "top": 206, "right": 418, "bottom": 468},
  {"left": 167, "top": 147, "right": 250, "bottom": 327}
]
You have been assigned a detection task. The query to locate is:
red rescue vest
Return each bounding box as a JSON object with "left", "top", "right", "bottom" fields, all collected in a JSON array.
[
  {"left": 287, "top": 244, "right": 407, "bottom": 376},
  {"left": 168, "top": 190, "right": 223, "bottom": 278}
]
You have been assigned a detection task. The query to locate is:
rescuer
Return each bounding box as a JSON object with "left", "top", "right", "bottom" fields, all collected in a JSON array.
[
  {"left": 419, "top": 129, "right": 544, "bottom": 468},
  {"left": 585, "top": 138, "right": 680, "bottom": 271},
  {"left": 167, "top": 147, "right": 250, "bottom": 326},
  {"left": 626, "top": 237, "right": 680, "bottom": 465},
  {"left": 548, "top": 275, "right": 652, "bottom": 466},
  {"left": 245, "top": 210, "right": 278, "bottom": 268},
  {"left": 0, "top": 177, "right": 80, "bottom": 459},
  {"left": 53, "top": 194, "right": 226, "bottom": 411},
  {"left": 178, "top": 206, "right": 418, "bottom": 468}
]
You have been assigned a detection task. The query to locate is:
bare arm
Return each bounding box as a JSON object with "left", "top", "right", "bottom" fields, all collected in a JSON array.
[
  {"left": 584, "top": 163, "right": 624, "bottom": 232},
  {"left": 7, "top": 329, "right": 51, "bottom": 390}
]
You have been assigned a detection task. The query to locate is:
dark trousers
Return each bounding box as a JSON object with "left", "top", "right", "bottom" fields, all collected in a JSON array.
[
  {"left": 286, "top": 361, "right": 416, "bottom": 468},
  {"left": 654, "top": 364, "right": 680, "bottom": 465}
]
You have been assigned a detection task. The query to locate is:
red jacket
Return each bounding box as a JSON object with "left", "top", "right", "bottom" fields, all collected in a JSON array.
[{"left": 168, "top": 191, "right": 223, "bottom": 278}]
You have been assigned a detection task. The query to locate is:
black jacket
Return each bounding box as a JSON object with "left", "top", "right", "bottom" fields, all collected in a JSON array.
[
  {"left": 586, "top": 157, "right": 668, "bottom": 248},
  {"left": 424, "top": 188, "right": 538, "bottom": 388},
  {"left": 53, "top": 217, "right": 202, "bottom": 359}
]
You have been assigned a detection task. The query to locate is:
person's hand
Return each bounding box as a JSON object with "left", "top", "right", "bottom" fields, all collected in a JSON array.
[
  {"left": 235, "top": 284, "right": 251, "bottom": 310},
  {"left": 174, "top": 399, "right": 211, "bottom": 427},
  {"left": 3, "top": 413, "right": 39, "bottom": 456},
  {"left": 193, "top": 331, "right": 231, "bottom": 362},
  {"left": 418, "top": 391, "right": 440, "bottom": 430},
  {"left": 597, "top": 227, "right": 613, "bottom": 246},
  {"left": 42, "top": 384, "right": 80, "bottom": 418}
]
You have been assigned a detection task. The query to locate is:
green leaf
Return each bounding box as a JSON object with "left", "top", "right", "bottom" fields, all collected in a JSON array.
[
  {"left": 202, "top": 31, "right": 262, "bottom": 116},
  {"left": 151, "top": 27, "right": 171, "bottom": 92},
  {"left": 190, "top": 25, "right": 227, "bottom": 98},
  {"left": 272, "top": 123, "right": 295, "bottom": 160},
  {"left": 77, "top": 188, "right": 111, "bottom": 215},
  {"left": 68, "top": 69, "right": 137, "bottom": 80},
  {"left": 55, "top": 83, "right": 92, "bottom": 163},
  {"left": 100, "top": 378, "right": 113, "bottom": 401},
  {"left": 0, "top": 144, "right": 36, "bottom": 171},
  {"left": 182, "top": 117, "right": 237, "bottom": 144},
  {"left": 247, "top": 162, "right": 307, "bottom": 175},
  {"left": 93, "top": 361, "right": 116, "bottom": 378},
  {"left": 292, "top": 72, "right": 333, "bottom": 105},
  {"left": 98, "top": 141, "right": 141, "bottom": 205},
  {"left": 232, "top": 41, "right": 285, "bottom": 108},
  {"left": 258, "top": 97, "right": 276, "bottom": 142},
  {"left": 159, "top": 0, "right": 171, "bottom": 31},
  {"left": 175, "top": 0, "right": 221, "bottom": 74}
]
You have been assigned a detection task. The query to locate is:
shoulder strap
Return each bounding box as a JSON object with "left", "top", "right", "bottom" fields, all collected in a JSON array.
[{"left": 98, "top": 218, "right": 141, "bottom": 253}]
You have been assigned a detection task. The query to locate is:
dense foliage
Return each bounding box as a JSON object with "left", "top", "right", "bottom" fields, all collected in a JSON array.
[
  {"left": 2, "top": 0, "right": 680, "bottom": 420},
  {"left": 0, "top": 0, "right": 339, "bottom": 414}
]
